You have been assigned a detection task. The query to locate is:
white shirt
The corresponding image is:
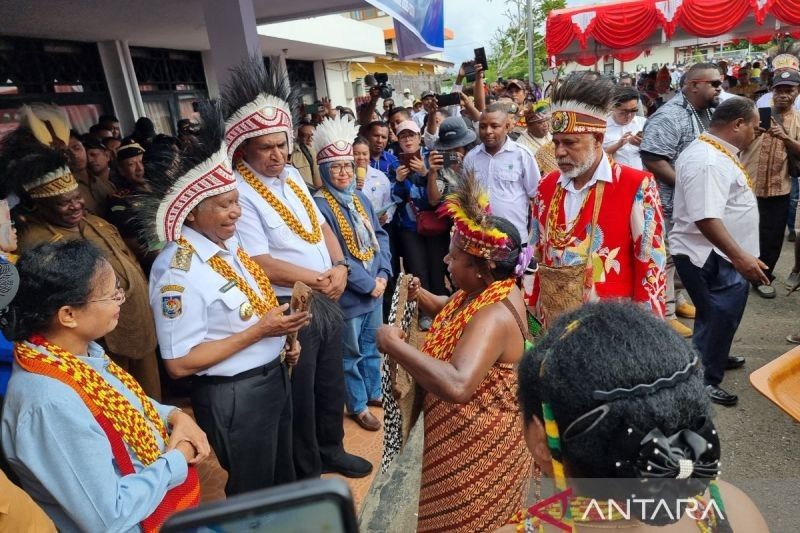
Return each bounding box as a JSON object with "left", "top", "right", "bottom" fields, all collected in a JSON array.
[
  {"left": 149, "top": 227, "right": 285, "bottom": 376},
  {"left": 463, "top": 138, "right": 541, "bottom": 240},
  {"left": 236, "top": 163, "right": 332, "bottom": 297},
  {"left": 361, "top": 166, "right": 396, "bottom": 221},
  {"left": 718, "top": 89, "right": 735, "bottom": 102},
  {"left": 557, "top": 154, "right": 614, "bottom": 223},
  {"left": 756, "top": 91, "right": 800, "bottom": 110},
  {"left": 603, "top": 115, "right": 647, "bottom": 170},
  {"left": 670, "top": 134, "right": 759, "bottom": 268}
]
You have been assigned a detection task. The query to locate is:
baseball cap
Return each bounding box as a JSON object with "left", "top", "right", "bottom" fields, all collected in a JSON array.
[
  {"left": 772, "top": 69, "right": 800, "bottom": 88},
  {"left": 506, "top": 79, "right": 525, "bottom": 90},
  {"left": 403, "top": 88, "right": 411, "bottom": 94},
  {"left": 421, "top": 90, "right": 435, "bottom": 99},
  {"left": 396, "top": 120, "right": 421, "bottom": 136},
  {"left": 82, "top": 138, "right": 106, "bottom": 151}
]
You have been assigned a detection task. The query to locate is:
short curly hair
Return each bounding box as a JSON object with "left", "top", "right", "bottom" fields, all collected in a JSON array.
[{"left": 7, "top": 240, "right": 105, "bottom": 341}]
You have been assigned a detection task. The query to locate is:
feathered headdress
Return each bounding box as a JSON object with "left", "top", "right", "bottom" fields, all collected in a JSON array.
[
  {"left": 221, "top": 55, "right": 303, "bottom": 160},
  {"left": 549, "top": 73, "right": 613, "bottom": 134},
  {"left": 0, "top": 104, "right": 77, "bottom": 200},
  {"left": 136, "top": 100, "right": 236, "bottom": 243},
  {"left": 525, "top": 98, "right": 551, "bottom": 122},
  {"left": 312, "top": 115, "right": 359, "bottom": 165},
  {"left": 437, "top": 170, "right": 512, "bottom": 261}
]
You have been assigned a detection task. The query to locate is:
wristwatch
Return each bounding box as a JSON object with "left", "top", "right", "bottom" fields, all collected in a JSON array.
[{"left": 333, "top": 259, "right": 351, "bottom": 275}]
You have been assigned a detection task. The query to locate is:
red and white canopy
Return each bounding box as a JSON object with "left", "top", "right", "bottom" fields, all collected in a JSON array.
[{"left": 546, "top": 0, "right": 800, "bottom": 65}]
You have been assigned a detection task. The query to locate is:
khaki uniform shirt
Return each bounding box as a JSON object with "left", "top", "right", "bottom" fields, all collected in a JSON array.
[
  {"left": 290, "top": 145, "right": 320, "bottom": 190},
  {"left": 77, "top": 173, "right": 117, "bottom": 218},
  {"left": 0, "top": 471, "right": 56, "bottom": 532}
]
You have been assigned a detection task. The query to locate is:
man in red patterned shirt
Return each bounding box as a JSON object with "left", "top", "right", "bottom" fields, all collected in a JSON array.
[{"left": 528, "top": 73, "right": 666, "bottom": 327}]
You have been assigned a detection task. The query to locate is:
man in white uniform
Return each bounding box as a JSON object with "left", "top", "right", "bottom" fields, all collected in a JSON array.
[
  {"left": 463, "top": 102, "right": 540, "bottom": 242},
  {"left": 221, "top": 58, "right": 372, "bottom": 479},
  {"left": 144, "top": 102, "right": 309, "bottom": 495}
]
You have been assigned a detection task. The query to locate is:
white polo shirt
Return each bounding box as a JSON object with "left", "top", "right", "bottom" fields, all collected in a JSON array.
[
  {"left": 149, "top": 226, "right": 285, "bottom": 377},
  {"left": 670, "top": 134, "right": 759, "bottom": 268},
  {"left": 463, "top": 138, "right": 541, "bottom": 240},
  {"left": 603, "top": 115, "right": 647, "bottom": 170},
  {"left": 236, "top": 162, "right": 332, "bottom": 297}
]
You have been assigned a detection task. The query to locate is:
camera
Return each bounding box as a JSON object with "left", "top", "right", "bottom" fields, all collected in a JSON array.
[{"left": 365, "top": 72, "right": 394, "bottom": 99}]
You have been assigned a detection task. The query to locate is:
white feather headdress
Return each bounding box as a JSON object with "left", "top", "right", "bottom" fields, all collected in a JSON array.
[{"left": 312, "top": 116, "right": 359, "bottom": 165}]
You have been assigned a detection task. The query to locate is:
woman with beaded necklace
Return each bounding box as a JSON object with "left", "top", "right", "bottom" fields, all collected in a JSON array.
[
  {"left": 378, "top": 171, "right": 536, "bottom": 532},
  {"left": 1, "top": 240, "right": 210, "bottom": 532},
  {"left": 500, "top": 301, "right": 767, "bottom": 532},
  {"left": 312, "top": 116, "right": 391, "bottom": 432}
]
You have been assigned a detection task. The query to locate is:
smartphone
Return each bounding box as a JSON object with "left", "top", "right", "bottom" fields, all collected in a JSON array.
[
  {"left": 436, "top": 93, "right": 461, "bottom": 107},
  {"left": 474, "top": 47, "right": 488, "bottom": 71},
  {"left": 399, "top": 150, "right": 421, "bottom": 167},
  {"left": 162, "top": 478, "right": 358, "bottom": 533},
  {"left": 759, "top": 107, "right": 772, "bottom": 131},
  {"left": 306, "top": 103, "right": 320, "bottom": 115},
  {"left": 463, "top": 61, "right": 476, "bottom": 83},
  {"left": 442, "top": 151, "right": 461, "bottom": 168}
]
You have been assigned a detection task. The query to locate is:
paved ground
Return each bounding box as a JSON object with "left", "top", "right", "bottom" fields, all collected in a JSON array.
[{"left": 360, "top": 238, "right": 800, "bottom": 533}]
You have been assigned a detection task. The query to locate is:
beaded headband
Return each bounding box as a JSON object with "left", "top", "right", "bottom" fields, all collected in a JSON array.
[
  {"left": 224, "top": 94, "right": 294, "bottom": 160},
  {"left": 549, "top": 100, "right": 607, "bottom": 134},
  {"left": 155, "top": 146, "right": 236, "bottom": 242},
  {"left": 24, "top": 166, "right": 78, "bottom": 199}
]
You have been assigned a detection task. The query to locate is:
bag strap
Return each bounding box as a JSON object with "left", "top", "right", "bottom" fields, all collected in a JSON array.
[{"left": 500, "top": 298, "right": 532, "bottom": 343}]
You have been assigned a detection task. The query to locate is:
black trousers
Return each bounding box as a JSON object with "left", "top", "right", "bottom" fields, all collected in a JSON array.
[
  {"left": 757, "top": 194, "right": 791, "bottom": 281},
  {"left": 279, "top": 295, "right": 347, "bottom": 479},
  {"left": 674, "top": 252, "right": 749, "bottom": 387},
  {"left": 399, "top": 229, "right": 450, "bottom": 296},
  {"left": 191, "top": 359, "right": 294, "bottom": 496}
]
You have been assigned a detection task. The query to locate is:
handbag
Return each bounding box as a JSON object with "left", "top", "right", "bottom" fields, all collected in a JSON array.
[
  {"left": 410, "top": 202, "right": 450, "bottom": 236},
  {"left": 536, "top": 181, "right": 605, "bottom": 327}
]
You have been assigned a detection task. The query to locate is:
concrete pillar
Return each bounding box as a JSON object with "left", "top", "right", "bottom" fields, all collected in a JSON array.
[
  {"left": 201, "top": 0, "right": 261, "bottom": 92},
  {"left": 96, "top": 40, "right": 145, "bottom": 135},
  {"left": 201, "top": 51, "right": 221, "bottom": 99}
]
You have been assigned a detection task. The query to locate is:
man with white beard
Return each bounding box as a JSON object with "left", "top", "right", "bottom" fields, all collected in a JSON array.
[{"left": 528, "top": 73, "right": 667, "bottom": 327}]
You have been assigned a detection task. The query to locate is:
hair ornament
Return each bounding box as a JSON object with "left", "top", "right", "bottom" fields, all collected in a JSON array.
[{"left": 592, "top": 356, "right": 699, "bottom": 402}]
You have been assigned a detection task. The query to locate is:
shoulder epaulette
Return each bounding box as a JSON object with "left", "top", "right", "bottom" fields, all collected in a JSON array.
[{"left": 169, "top": 244, "right": 192, "bottom": 272}]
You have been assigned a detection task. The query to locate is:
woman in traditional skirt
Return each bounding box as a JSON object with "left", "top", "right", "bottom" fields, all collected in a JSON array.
[{"left": 378, "top": 171, "right": 535, "bottom": 532}]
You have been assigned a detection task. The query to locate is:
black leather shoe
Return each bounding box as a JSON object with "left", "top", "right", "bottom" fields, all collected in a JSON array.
[
  {"left": 726, "top": 356, "right": 745, "bottom": 370},
  {"left": 322, "top": 453, "right": 373, "bottom": 478},
  {"left": 706, "top": 385, "right": 738, "bottom": 406}
]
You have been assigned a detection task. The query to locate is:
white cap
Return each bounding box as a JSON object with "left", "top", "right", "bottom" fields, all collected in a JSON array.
[{"left": 403, "top": 88, "right": 411, "bottom": 94}]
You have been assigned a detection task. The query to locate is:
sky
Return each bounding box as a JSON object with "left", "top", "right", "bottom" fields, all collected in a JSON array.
[{"left": 441, "top": 0, "right": 601, "bottom": 66}]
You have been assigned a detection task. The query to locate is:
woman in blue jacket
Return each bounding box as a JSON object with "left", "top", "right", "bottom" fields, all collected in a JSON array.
[{"left": 312, "top": 117, "right": 392, "bottom": 432}]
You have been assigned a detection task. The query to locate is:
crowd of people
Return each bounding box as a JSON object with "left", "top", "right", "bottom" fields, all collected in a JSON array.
[{"left": 0, "top": 45, "right": 794, "bottom": 531}]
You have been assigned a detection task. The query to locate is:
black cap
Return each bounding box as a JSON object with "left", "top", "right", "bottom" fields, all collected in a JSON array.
[
  {"left": 82, "top": 138, "right": 106, "bottom": 151},
  {"left": 421, "top": 90, "right": 435, "bottom": 99},
  {"left": 772, "top": 69, "right": 800, "bottom": 88},
  {"left": 116, "top": 138, "right": 145, "bottom": 161}
]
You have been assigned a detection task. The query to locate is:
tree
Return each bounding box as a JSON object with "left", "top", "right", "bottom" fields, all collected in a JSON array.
[{"left": 486, "top": 0, "right": 566, "bottom": 83}]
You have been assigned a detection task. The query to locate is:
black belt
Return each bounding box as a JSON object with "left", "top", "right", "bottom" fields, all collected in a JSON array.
[{"left": 193, "top": 355, "right": 284, "bottom": 385}]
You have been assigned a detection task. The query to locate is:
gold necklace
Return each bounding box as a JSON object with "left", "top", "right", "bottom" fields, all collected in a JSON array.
[
  {"left": 177, "top": 237, "right": 278, "bottom": 320},
  {"left": 236, "top": 161, "right": 322, "bottom": 244},
  {"left": 320, "top": 188, "right": 375, "bottom": 262},
  {"left": 545, "top": 185, "right": 592, "bottom": 249},
  {"left": 698, "top": 134, "right": 753, "bottom": 189}
]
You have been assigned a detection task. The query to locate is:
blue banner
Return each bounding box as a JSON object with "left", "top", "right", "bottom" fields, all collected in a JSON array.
[{"left": 367, "top": 0, "right": 444, "bottom": 59}]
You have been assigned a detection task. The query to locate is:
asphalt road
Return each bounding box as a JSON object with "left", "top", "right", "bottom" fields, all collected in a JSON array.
[{"left": 361, "top": 238, "right": 800, "bottom": 533}]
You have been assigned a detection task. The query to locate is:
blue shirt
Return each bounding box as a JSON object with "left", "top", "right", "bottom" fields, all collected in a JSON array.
[
  {"left": 1, "top": 341, "right": 188, "bottom": 532},
  {"left": 392, "top": 150, "right": 437, "bottom": 232},
  {"left": 370, "top": 151, "right": 399, "bottom": 182},
  {"left": 314, "top": 190, "right": 392, "bottom": 319},
  {"left": 0, "top": 334, "right": 12, "bottom": 397}
]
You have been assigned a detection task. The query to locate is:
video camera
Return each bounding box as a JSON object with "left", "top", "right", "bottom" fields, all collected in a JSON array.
[{"left": 365, "top": 72, "right": 394, "bottom": 99}]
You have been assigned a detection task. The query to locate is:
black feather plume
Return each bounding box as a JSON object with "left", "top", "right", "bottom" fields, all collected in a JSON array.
[
  {"left": 0, "top": 126, "right": 69, "bottom": 200},
  {"left": 135, "top": 99, "right": 227, "bottom": 244},
  {"left": 219, "top": 55, "right": 303, "bottom": 130}
]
